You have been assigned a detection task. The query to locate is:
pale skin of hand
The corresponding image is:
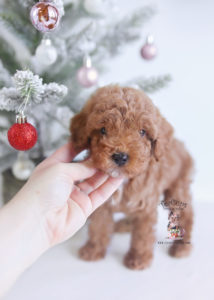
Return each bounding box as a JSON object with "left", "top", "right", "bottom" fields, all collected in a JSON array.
[{"left": 0, "top": 143, "right": 123, "bottom": 297}]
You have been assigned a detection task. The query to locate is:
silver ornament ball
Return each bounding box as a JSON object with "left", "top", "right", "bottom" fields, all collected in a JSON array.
[
  {"left": 35, "top": 39, "right": 58, "bottom": 66},
  {"left": 12, "top": 152, "right": 35, "bottom": 181}
]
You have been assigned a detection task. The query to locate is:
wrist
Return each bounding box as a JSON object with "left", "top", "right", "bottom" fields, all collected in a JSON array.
[
  {"left": 0, "top": 187, "right": 50, "bottom": 273},
  {"left": 14, "top": 185, "right": 51, "bottom": 254},
  {"left": 0, "top": 183, "right": 52, "bottom": 296}
]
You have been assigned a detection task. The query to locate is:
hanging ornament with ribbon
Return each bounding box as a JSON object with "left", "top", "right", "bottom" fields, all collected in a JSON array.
[
  {"left": 8, "top": 115, "right": 37, "bottom": 151},
  {"left": 77, "top": 55, "right": 99, "bottom": 88},
  {"left": 30, "top": 1, "right": 60, "bottom": 32},
  {"left": 140, "top": 35, "right": 157, "bottom": 60},
  {"left": 35, "top": 38, "right": 58, "bottom": 66},
  {"left": 7, "top": 85, "right": 38, "bottom": 151},
  {"left": 12, "top": 152, "right": 35, "bottom": 181}
]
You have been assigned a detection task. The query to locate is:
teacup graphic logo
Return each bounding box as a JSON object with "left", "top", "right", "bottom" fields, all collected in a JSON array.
[{"left": 167, "top": 211, "right": 185, "bottom": 240}]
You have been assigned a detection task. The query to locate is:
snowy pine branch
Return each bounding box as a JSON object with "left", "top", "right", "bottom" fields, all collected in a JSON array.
[
  {"left": 13, "top": 70, "right": 44, "bottom": 102},
  {"left": 16, "top": 0, "right": 64, "bottom": 15},
  {"left": 0, "top": 60, "right": 12, "bottom": 88},
  {"left": 0, "top": 8, "right": 40, "bottom": 52},
  {"left": 66, "top": 22, "right": 96, "bottom": 61},
  {"left": 17, "top": 0, "right": 36, "bottom": 8},
  {"left": 128, "top": 75, "right": 172, "bottom": 94},
  {"left": 0, "top": 70, "right": 68, "bottom": 112},
  {"left": 0, "top": 87, "right": 22, "bottom": 112},
  {"left": 50, "top": 0, "right": 65, "bottom": 16},
  {"left": 42, "top": 83, "right": 68, "bottom": 104},
  {"left": 0, "top": 36, "right": 21, "bottom": 74},
  {"left": 96, "top": 6, "right": 156, "bottom": 56}
]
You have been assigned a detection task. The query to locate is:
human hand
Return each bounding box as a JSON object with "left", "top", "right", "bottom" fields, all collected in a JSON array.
[
  {"left": 0, "top": 143, "right": 124, "bottom": 295},
  {"left": 18, "top": 143, "right": 123, "bottom": 247}
]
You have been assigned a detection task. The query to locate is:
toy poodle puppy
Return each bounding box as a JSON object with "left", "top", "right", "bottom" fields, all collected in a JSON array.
[{"left": 70, "top": 85, "right": 194, "bottom": 270}]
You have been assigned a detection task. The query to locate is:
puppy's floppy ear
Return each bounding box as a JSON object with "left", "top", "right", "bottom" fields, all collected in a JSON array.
[
  {"left": 70, "top": 111, "right": 89, "bottom": 151},
  {"left": 151, "top": 113, "right": 174, "bottom": 161}
]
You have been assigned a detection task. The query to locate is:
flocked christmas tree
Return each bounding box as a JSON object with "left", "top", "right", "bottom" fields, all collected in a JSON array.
[{"left": 0, "top": 0, "right": 171, "bottom": 177}]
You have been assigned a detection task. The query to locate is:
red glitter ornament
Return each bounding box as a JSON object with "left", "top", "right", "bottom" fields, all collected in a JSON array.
[{"left": 8, "top": 115, "right": 38, "bottom": 151}]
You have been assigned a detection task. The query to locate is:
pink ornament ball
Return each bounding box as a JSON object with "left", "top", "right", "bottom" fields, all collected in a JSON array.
[
  {"left": 30, "top": 2, "right": 60, "bottom": 33},
  {"left": 140, "top": 43, "right": 157, "bottom": 60},
  {"left": 77, "top": 66, "right": 98, "bottom": 88}
]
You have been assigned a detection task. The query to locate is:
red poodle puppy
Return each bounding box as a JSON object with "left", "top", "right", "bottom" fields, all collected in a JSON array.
[{"left": 70, "top": 85, "right": 194, "bottom": 270}]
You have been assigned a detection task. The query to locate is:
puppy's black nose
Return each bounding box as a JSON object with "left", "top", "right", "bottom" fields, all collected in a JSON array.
[{"left": 111, "top": 152, "right": 129, "bottom": 166}]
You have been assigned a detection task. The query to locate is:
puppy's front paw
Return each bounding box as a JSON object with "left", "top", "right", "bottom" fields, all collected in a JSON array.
[
  {"left": 124, "top": 250, "right": 153, "bottom": 270},
  {"left": 79, "top": 242, "right": 106, "bottom": 261},
  {"left": 169, "top": 242, "right": 192, "bottom": 258}
]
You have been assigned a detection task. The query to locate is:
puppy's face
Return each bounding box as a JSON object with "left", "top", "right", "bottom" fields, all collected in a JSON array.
[
  {"left": 86, "top": 107, "right": 152, "bottom": 178},
  {"left": 70, "top": 86, "right": 173, "bottom": 178}
]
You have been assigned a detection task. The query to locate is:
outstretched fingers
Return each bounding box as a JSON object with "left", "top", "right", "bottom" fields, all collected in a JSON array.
[
  {"left": 70, "top": 176, "right": 123, "bottom": 217},
  {"left": 77, "top": 171, "right": 109, "bottom": 194},
  {"left": 70, "top": 186, "right": 93, "bottom": 217},
  {"left": 89, "top": 176, "right": 123, "bottom": 211}
]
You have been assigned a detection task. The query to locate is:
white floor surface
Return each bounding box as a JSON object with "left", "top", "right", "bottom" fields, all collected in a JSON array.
[{"left": 3, "top": 202, "right": 214, "bottom": 300}]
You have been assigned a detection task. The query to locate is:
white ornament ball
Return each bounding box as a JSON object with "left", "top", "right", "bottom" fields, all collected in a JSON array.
[
  {"left": 83, "top": 0, "right": 109, "bottom": 14},
  {"left": 12, "top": 156, "right": 35, "bottom": 181},
  {"left": 35, "top": 39, "right": 58, "bottom": 66}
]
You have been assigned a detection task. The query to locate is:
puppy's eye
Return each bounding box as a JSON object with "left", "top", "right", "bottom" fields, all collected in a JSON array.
[
  {"left": 100, "top": 127, "right": 107, "bottom": 135},
  {"left": 140, "top": 129, "right": 146, "bottom": 137}
]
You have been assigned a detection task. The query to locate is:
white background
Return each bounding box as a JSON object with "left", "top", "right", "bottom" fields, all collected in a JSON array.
[
  {"left": 102, "top": 0, "right": 214, "bottom": 203},
  {"left": 5, "top": 203, "right": 214, "bottom": 300}
]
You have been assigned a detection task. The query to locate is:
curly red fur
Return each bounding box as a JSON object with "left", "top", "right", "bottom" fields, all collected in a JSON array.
[{"left": 70, "top": 85, "right": 194, "bottom": 270}]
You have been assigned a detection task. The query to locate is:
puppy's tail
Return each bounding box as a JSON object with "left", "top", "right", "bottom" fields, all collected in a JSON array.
[{"left": 114, "top": 218, "right": 132, "bottom": 233}]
